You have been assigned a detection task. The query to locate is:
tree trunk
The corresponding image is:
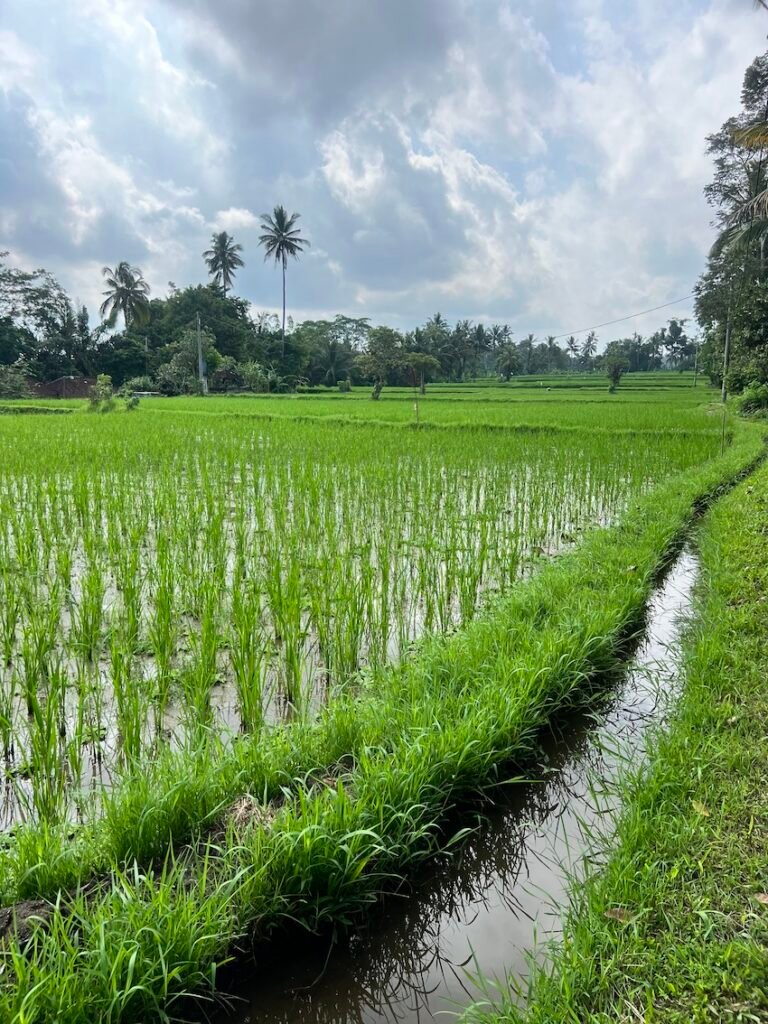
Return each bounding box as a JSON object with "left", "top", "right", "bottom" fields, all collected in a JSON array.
[{"left": 281, "top": 258, "right": 287, "bottom": 360}]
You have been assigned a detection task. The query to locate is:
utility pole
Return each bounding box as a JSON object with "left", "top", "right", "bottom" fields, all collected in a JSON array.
[
  {"left": 196, "top": 312, "right": 208, "bottom": 396},
  {"left": 721, "top": 308, "right": 731, "bottom": 404}
]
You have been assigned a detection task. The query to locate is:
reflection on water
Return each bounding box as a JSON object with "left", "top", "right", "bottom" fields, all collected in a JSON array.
[{"left": 207, "top": 549, "right": 698, "bottom": 1024}]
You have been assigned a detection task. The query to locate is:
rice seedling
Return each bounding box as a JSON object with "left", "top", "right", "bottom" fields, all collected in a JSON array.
[
  {"left": 0, "top": 382, "right": 758, "bottom": 1024},
  {"left": 0, "top": 394, "right": 735, "bottom": 831}
]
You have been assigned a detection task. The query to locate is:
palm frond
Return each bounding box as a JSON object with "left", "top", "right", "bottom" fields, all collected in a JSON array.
[{"left": 734, "top": 121, "right": 768, "bottom": 149}]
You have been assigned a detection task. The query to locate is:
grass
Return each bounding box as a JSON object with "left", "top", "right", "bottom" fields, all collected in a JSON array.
[
  {"left": 466, "top": 440, "right": 768, "bottom": 1023},
  {"left": 0, "top": 412, "right": 761, "bottom": 1021},
  {"left": 0, "top": 379, "right": 761, "bottom": 1022}
]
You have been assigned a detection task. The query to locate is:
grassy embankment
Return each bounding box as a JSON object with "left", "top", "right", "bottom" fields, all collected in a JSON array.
[
  {"left": 468, "top": 439, "right": 768, "bottom": 1023},
  {"left": 0, "top": 421, "right": 762, "bottom": 1020}
]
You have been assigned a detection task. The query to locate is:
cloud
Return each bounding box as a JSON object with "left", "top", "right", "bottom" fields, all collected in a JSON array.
[
  {"left": 212, "top": 207, "right": 260, "bottom": 232},
  {"left": 0, "top": 0, "right": 765, "bottom": 338}
]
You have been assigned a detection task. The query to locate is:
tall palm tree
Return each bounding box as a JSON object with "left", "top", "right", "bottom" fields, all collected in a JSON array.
[
  {"left": 581, "top": 331, "right": 598, "bottom": 364},
  {"left": 545, "top": 335, "right": 559, "bottom": 371},
  {"left": 258, "top": 206, "right": 310, "bottom": 358},
  {"left": 566, "top": 335, "right": 579, "bottom": 365},
  {"left": 100, "top": 262, "right": 150, "bottom": 328},
  {"left": 203, "top": 231, "right": 244, "bottom": 293}
]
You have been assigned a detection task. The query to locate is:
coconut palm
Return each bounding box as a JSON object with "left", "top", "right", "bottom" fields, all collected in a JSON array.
[
  {"left": 545, "top": 335, "right": 560, "bottom": 371},
  {"left": 203, "top": 231, "right": 244, "bottom": 293},
  {"left": 566, "top": 335, "right": 579, "bottom": 365},
  {"left": 710, "top": 162, "right": 768, "bottom": 273},
  {"left": 258, "top": 206, "right": 310, "bottom": 358},
  {"left": 100, "top": 262, "right": 150, "bottom": 328},
  {"left": 581, "top": 331, "right": 598, "bottom": 364}
]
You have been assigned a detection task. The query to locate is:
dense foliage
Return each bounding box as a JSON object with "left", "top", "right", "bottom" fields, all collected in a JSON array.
[
  {"left": 696, "top": 51, "right": 768, "bottom": 393},
  {"left": 0, "top": 249, "right": 694, "bottom": 397}
]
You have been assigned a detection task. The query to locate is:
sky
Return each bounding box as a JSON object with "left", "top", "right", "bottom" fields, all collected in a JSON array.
[{"left": 0, "top": 0, "right": 765, "bottom": 343}]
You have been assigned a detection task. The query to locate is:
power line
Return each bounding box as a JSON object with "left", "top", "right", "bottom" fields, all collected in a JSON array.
[{"left": 550, "top": 294, "right": 695, "bottom": 341}]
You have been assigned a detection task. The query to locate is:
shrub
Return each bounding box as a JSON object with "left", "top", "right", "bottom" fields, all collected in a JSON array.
[
  {"left": 156, "top": 361, "right": 198, "bottom": 396},
  {"left": 88, "top": 374, "right": 115, "bottom": 412},
  {"left": 117, "top": 383, "right": 140, "bottom": 411},
  {"left": 123, "top": 375, "right": 155, "bottom": 393},
  {"left": 0, "top": 363, "right": 30, "bottom": 399},
  {"left": 605, "top": 355, "right": 630, "bottom": 393},
  {"left": 737, "top": 380, "right": 768, "bottom": 416},
  {"left": 240, "top": 360, "right": 269, "bottom": 393}
]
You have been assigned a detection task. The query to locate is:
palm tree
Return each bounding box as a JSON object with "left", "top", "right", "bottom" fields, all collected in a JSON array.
[
  {"left": 566, "top": 335, "right": 579, "bottom": 366},
  {"left": 203, "top": 231, "right": 244, "bottom": 293},
  {"left": 545, "top": 335, "right": 560, "bottom": 371},
  {"left": 519, "top": 334, "right": 535, "bottom": 375},
  {"left": 495, "top": 343, "right": 520, "bottom": 381},
  {"left": 314, "top": 337, "right": 353, "bottom": 387},
  {"left": 581, "top": 331, "right": 598, "bottom": 364},
  {"left": 100, "top": 262, "right": 150, "bottom": 328},
  {"left": 258, "top": 206, "right": 310, "bottom": 358}
]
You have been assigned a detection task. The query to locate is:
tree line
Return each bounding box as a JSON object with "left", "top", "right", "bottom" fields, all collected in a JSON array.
[
  {"left": 1, "top": 200, "right": 695, "bottom": 398},
  {"left": 696, "top": 48, "right": 768, "bottom": 404}
]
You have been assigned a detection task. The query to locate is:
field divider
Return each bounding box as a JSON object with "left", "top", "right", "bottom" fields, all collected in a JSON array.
[
  {"left": 138, "top": 404, "right": 725, "bottom": 439},
  {"left": 0, "top": 431, "right": 764, "bottom": 1020}
]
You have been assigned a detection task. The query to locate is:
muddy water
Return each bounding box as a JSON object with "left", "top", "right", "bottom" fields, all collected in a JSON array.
[{"left": 210, "top": 549, "right": 698, "bottom": 1024}]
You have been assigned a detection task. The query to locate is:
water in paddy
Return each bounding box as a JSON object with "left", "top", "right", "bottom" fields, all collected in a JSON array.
[{"left": 208, "top": 549, "right": 698, "bottom": 1024}]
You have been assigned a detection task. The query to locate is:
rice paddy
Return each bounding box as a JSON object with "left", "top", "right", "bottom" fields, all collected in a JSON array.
[
  {"left": 0, "top": 384, "right": 720, "bottom": 831},
  {"left": 0, "top": 376, "right": 759, "bottom": 1024}
]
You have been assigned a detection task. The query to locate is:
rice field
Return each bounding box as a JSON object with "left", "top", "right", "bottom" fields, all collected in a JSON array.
[
  {"left": 0, "top": 383, "right": 723, "bottom": 833},
  {"left": 0, "top": 377, "right": 762, "bottom": 1024}
]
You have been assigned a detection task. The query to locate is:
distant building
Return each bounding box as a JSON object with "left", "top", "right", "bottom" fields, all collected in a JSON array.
[{"left": 29, "top": 376, "right": 95, "bottom": 399}]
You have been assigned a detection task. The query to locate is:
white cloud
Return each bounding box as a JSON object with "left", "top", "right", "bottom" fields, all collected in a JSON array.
[
  {"left": 0, "top": 0, "right": 765, "bottom": 335},
  {"left": 212, "top": 207, "right": 260, "bottom": 231}
]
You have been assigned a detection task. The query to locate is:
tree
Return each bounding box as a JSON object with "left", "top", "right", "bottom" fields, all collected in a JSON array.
[
  {"left": 566, "top": 335, "right": 579, "bottom": 365},
  {"left": 518, "top": 334, "right": 535, "bottom": 374},
  {"left": 545, "top": 335, "right": 561, "bottom": 371},
  {"left": 581, "top": 331, "right": 598, "bottom": 364},
  {"left": 356, "top": 326, "right": 404, "bottom": 398},
  {"left": 313, "top": 335, "right": 353, "bottom": 387},
  {"left": 0, "top": 362, "right": 30, "bottom": 398},
  {"left": 100, "top": 263, "right": 151, "bottom": 329},
  {"left": 203, "top": 232, "right": 244, "bottom": 293},
  {"left": 604, "top": 354, "right": 630, "bottom": 392},
  {"left": 137, "top": 284, "right": 254, "bottom": 363},
  {"left": 403, "top": 352, "right": 441, "bottom": 394},
  {"left": 697, "top": 49, "right": 768, "bottom": 391},
  {"left": 259, "top": 206, "right": 310, "bottom": 359},
  {"left": 496, "top": 343, "right": 520, "bottom": 381}
]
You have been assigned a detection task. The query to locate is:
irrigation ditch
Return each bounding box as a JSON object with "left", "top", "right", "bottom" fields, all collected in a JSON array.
[{"left": 200, "top": 548, "right": 699, "bottom": 1024}]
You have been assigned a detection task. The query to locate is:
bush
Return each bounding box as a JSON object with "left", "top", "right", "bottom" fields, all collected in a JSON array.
[
  {"left": 240, "top": 360, "right": 269, "bottom": 393},
  {"left": 155, "top": 361, "right": 198, "bottom": 396},
  {"left": 88, "top": 374, "right": 115, "bottom": 412},
  {"left": 0, "top": 363, "right": 30, "bottom": 399},
  {"left": 736, "top": 380, "right": 768, "bottom": 416},
  {"left": 123, "top": 375, "right": 155, "bottom": 393},
  {"left": 209, "top": 356, "right": 245, "bottom": 393},
  {"left": 117, "top": 383, "right": 140, "bottom": 411},
  {"left": 604, "top": 355, "right": 630, "bottom": 393}
]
